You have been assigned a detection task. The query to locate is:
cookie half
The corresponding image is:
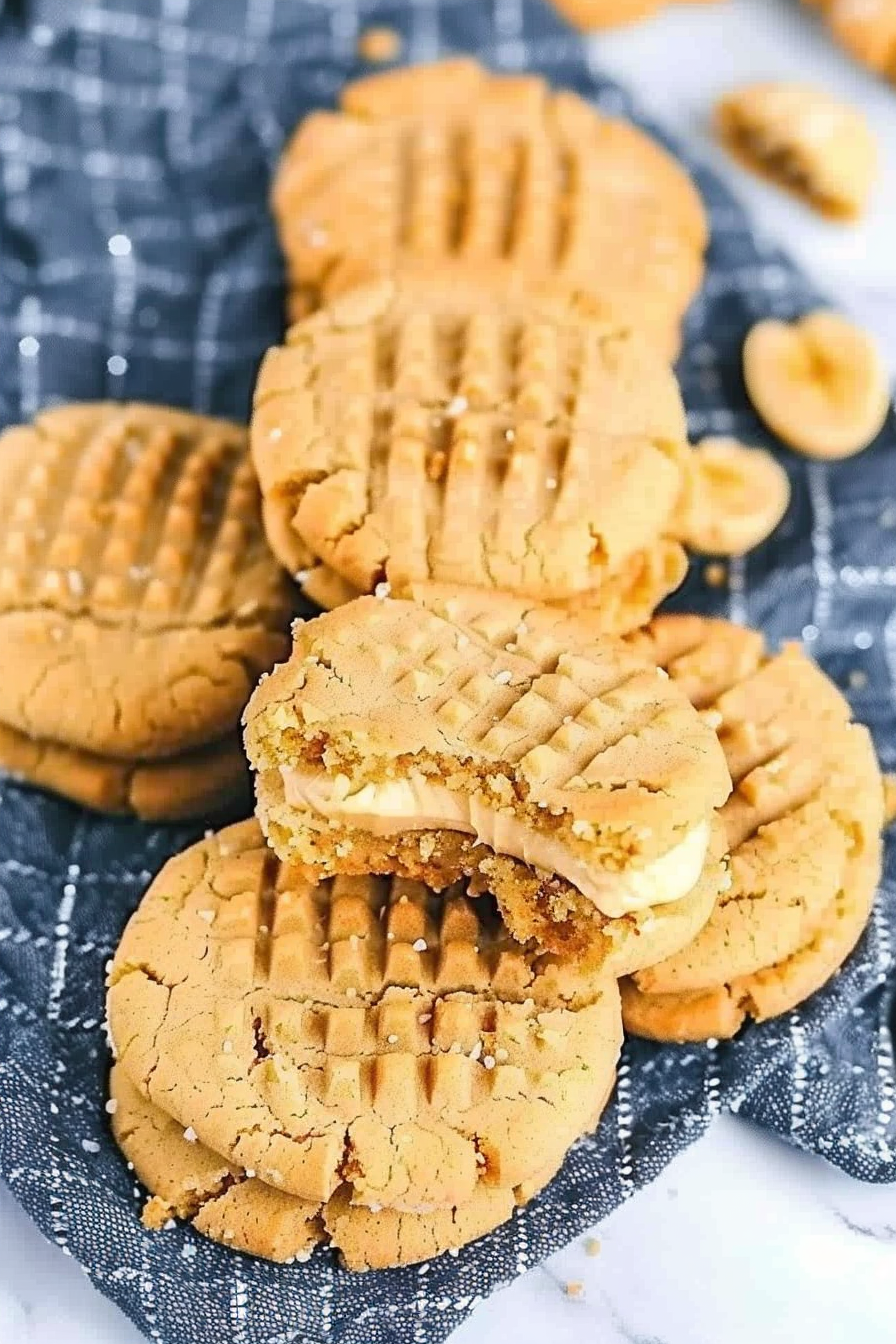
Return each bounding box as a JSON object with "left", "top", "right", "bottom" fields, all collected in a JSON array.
[
  {"left": 244, "top": 592, "right": 732, "bottom": 964},
  {"left": 0, "top": 402, "right": 294, "bottom": 763},
  {"left": 715, "top": 81, "right": 877, "bottom": 221},
  {"left": 107, "top": 820, "right": 623, "bottom": 1210},
  {"left": 252, "top": 280, "right": 691, "bottom": 616},
  {"left": 621, "top": 615, "right": 884, "bottom": 1040},
  {"left": 109, "top": 1064, "right": 589, "bottom": 1270},
  {"left": 272, "top": 59, "right": 707, "bottom": 356}
]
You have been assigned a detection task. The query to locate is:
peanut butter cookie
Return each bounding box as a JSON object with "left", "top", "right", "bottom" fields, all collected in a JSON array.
[
  {"left": 252, "top": 280, "right": 691, "bottom": 624},
  {"left": 244, "top": 592, "right": 732, "bottom": 965},
  {"left": 621, "top": 615, "right": 883, "bottom": 1040},
  {"left": 107, "top": 820, "right": 623, "bottom": 1212},
  {"left": 0, "top": 402, "right": 294, "bottom": 813},
  {"left": 272, "top": 59, "right": 708, "bottom": 357}
]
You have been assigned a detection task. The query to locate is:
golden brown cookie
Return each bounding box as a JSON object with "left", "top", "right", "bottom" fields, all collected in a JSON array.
[
  {"left": 621, "top": 615, "right": 884, "bottom": 1041},
  {"left": 271, "top": 59, "right": 708, "bottom": 357},
  {"left": 244, "top": 591, "right": 732, "bottom": 964},
  {"left": 804, "top": 0, "right": 896, "bottom": 87},
  {"left": 743, "top": 311, "right": 891, "bottom": 460},
  {"left": 252, "top": 280, "right": 691, "bottom": 620},
  {"left": 0, "top": 721, "right": 248, "bottom": 821},
  {"left": 107, "top": 819, "right": 623, "bottom": 1211},
  {"left": 0, "top": 403, "right": 295, "bottom": 767},
  {"left": 715, "top": 82, "right": 877, "bottom": 221},
  {"left": 110, "top": 1064, "right": 585, "bottom": 1269},
  {"left": 674, "top": 437, "right": 791, "bottom": 556}
]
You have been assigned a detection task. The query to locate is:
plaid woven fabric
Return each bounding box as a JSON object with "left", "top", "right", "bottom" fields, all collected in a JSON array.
[{"left": 0, "top": 3, "right": 894, "bottom": 1343}]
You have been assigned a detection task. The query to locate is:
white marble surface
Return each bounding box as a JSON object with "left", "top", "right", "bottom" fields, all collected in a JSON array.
[{"left": 2, "top": 1, "right": 896, "bottom": 1341}]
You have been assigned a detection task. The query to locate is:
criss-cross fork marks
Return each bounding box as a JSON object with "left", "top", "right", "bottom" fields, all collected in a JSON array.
[
  {"left": 198, "top": 830, "right": 607, "bottom": 1116},
  {"left": 0, "top": 403, "right": 273, "bottom": 627},
  {"left": 644, "top": 615, "right": 867, "bottom": 856},
  {"left": 252, "top": 286, "right": 687, "bottom": 597}
]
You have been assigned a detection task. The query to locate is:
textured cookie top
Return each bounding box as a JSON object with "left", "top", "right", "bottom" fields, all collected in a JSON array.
[
  {"left": 107, "top": 819, "right": 622, "bottom": 1211},
  {"left": 272, "top": 59, "right": 708, "bottom": 351},
  {"left": 626, "top": 614, "right": 883, "bottom": 996},
  {"left": 245, "top": 593, "right": 731, "bottom": 863},
  {"left": 252, "top": 281, "right": 690, "bottom": 600},
  {"left": 715, "top": 81, "right": 877, "bottom": 220},
  {"left": 0, "top": 403, "right": 294, "bottom": 759}
]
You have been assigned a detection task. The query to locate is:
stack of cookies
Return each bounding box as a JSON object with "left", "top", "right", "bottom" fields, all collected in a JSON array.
[
  {"left": 0, "top": 403, "right": 294, "bottom": 819},
  {"left": 0, "top": 56, "right": 884, "bottom": 1270}
]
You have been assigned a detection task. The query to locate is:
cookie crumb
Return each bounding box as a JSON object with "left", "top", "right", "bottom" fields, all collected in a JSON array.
[
  {"left": 563, "top": 1280, "right": 585, "bottom": 1299},
  {"left": 704, "top": 561, "right": 727, "bottom": 588},
  {"left": 357, "top": 25, "right": 402, "bottom": 63},
  {"left": 412, "top": 937, "right": 427, "bottom": 952},
  {"left": 183, "top": 1126, "right": 198, "bottom": 1143},
  {"left": 584, "top": 1236, "right": 601, "bottom": 1257},
  {"left": 104, "top": 1098, "right": 118, "bottom": 1115}
]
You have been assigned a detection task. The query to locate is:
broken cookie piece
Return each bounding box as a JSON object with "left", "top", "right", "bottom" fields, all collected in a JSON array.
[{"left": 715, "top": 81, "right": 877, "bottom": 220}]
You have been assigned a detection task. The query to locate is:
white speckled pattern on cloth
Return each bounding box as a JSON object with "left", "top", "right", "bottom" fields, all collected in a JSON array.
[{"left": 0, "top": 3, "right": 894, "bottom": 1344}]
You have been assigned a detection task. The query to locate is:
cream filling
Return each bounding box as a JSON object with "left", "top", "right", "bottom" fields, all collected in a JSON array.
[{"left": 281, "top": 768, "right": 710, "bottom": 919}]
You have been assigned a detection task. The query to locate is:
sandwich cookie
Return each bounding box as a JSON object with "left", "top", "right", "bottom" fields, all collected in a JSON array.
[
  {"left": 107, "top": 820, "right": 623, "bottom": 1212},
  {"left": 110, "top": 1065, "right": 574, "bottom": 1269},
  {"left": 621, "top": 615, "right": 884, "bottom": 1040},
  {"left": 252, "top": 280, "right": 691, "bottom": 627},
  {"left": 0, "top": 402, "right": 294, "bottom": 817},
  {"left": 272, "top": 58, "right": 708, "bottom": 357},
  {"left": 243, "top": 592, "right": 732, "bottom": 965}
]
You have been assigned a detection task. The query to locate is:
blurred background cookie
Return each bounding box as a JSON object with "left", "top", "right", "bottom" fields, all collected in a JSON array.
[
  {"left": 715, "top": 81, "right": 877, "bottom": 221},
  {"left": 0, "top": 402, "right": 295, "bottom": 818},
  {"left": 271, "top": 58, "right": 707, "bottom": 358}
]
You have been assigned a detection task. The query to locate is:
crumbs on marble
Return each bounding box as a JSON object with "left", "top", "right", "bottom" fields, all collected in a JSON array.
[
  {"left": 563, "top": 1280, "right": 586, "bottom": 1299},
  {"left": 583, "top": 1236, "right": 601, "bottom": 1257},
  {"left": 704, "top": 561, "right": 728, "bottom": 588}
]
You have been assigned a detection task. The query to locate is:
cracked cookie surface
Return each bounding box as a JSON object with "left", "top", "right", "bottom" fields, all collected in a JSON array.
[
  {"left": 272, "top": 58, "right": 707, "bottom": 357},
  {"left": 0, "top": 402, "right": 294, "bottom": 762},
  {"left": 244, "top": 591, "right": 731, "bottom": 963},
  {"left": 107, "top": 819, "right": 623, "bottom": 1212},
  {"left": 621, "top": 614, "right": 884, "bottom": 1040},
  {"left": 252, "top": 280, "right": 691, "bottom": 616},
  {"left": 109, "top": 1063, "right": 582, "bottom": 1269}
]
